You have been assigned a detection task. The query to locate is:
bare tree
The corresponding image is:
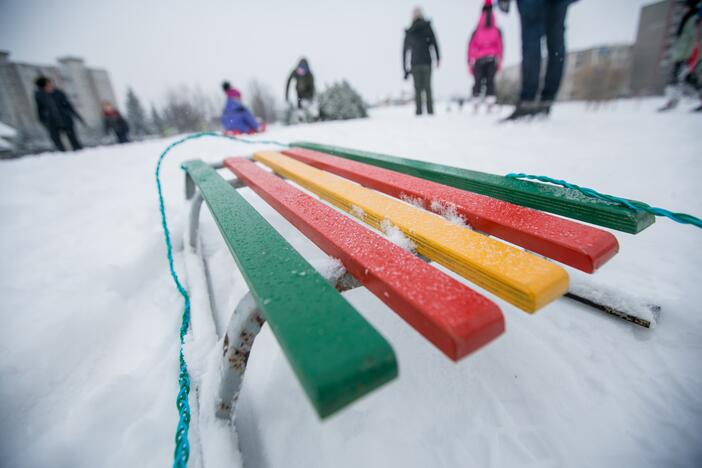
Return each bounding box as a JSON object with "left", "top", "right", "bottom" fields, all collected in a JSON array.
[
  {"left": 161, "top": 86, "right": 208, "bottom": 133},
  {"left": 247, "top": 79, "right": 278, "bottom": 123},
  {"left": 126, "top": 88, "right": 149, "bottom": 136}
]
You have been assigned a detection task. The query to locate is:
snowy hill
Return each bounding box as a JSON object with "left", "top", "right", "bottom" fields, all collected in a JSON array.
[{"left": 1, "top": 100, "right": 701, "bottom": 468}]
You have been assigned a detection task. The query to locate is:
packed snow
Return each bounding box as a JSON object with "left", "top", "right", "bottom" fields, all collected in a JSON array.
[
  {"left": 380, "top": 219, "right": 417, "bottom": 253},
  {"left": 1, "top": 100, "right": 701, "bottom": 468}
]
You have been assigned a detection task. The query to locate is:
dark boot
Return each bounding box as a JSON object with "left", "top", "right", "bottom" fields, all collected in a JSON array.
[
  {"left": 535, "top": 101, "right": 553, "bottom": 118},
  {"left": 501, "top": 101, "right": 538, "bottom": 122},
  {"left": 657, "top": 99, "right": 679, "bottom": 112}
]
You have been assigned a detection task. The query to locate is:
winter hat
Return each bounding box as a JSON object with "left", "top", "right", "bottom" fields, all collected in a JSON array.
[
  {"left": 484, "top": 0, "right": 493, "bottom": 6},
  {"left": 226, "top": 87, "right": 242, "bottom": 100}
]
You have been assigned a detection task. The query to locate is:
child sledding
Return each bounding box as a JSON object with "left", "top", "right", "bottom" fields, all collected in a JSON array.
[{"left": 220, "top": 81, "right": 267, "bottom": 135}]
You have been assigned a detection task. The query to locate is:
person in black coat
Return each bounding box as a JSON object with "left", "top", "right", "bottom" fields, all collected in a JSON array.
[
  {"left": 101, "top": 101, "right": 130, "bottom": 144},
  {"left": 285, "top": 58, "right": 316, "bottom": 109},
  {"left": 403, "top": 8, "right": 440, "bottom": 115},
  {"left": 34, "top": 76, "right": 84, "bottom": 151}
]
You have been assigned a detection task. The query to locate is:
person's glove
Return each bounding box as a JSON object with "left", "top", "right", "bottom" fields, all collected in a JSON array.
[
  {"left": 498, "top": 0, "right": 510, "bottom": 13},
  {"left": 404, "top": 70, "right": 410, "bottom": 81},
  {"left": 468, "top": 60, "right": 475, "bottom": 75}
]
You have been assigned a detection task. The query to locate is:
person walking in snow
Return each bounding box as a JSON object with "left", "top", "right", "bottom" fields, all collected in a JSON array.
[
  {"left": 403, "top": 7, "right": 440, "bottom": 115},
  {"left": 220, "top": 82, "right": 265, "bottom": 134},
  {"left": 468, "top": 0, "right": 503, "bottom": 113},
  {"left": 285, "top": 58, "right": 316, "bottom": 110},
  {"left": 101, "top": 101, "right": 129, "bottom": 144},
  {"left": 659, "top": 1, "right": 702, "bottom": 112},
  {"left": 34, "top": 76, "right": 84, "bottom": 151},
  {"left": 497, "top": 0, "right": 578, "bottom": 121}
]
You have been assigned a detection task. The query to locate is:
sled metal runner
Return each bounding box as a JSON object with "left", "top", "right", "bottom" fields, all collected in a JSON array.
[
  {"left": 183, "top": 160, "right": 397, "bottom": 418},
  {"left": 254, "top": 151, "right": 569, "bottom": 313},
  {"left": 564, "top": 292, "right": 660, "bottom": 328},
  {"left": 281, "top": 147, "right": 620, "bottom": 273},
  {"left": 289, "top": 142, "right": 655, "bottom": 234}
]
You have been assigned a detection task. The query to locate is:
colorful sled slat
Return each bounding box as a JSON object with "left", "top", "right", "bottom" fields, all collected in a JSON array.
[
  {"left": 254, "top": 151, "right": 569, "bottom": 313},
  {"left": 282, "top": 147, "right": 619, "bottom": 273},
  {"left": 183, "top": 160, "right": 397, "bottom": 418},
  {"left": 224, "top": 157, "right": 505, "bottom": 361},
  {"left": 289, "top": 142, "right": 656, "bottom": 234}
]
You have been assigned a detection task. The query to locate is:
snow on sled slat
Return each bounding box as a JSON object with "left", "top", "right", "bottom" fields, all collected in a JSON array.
[
  {"left": 182, "top": 160, "right": 397, "bottom": 418},
  {"left": 224, "top": 157, "right": 505, "bottom": 361},
  {"left": 254, "top": 151, "right": 569, "bottom": 313},
  {"left": 289, "top": 142, "right": 655, "bottom": 234},
  {"left": 282, "top": 147, "right": 620, "bottom": 273}
]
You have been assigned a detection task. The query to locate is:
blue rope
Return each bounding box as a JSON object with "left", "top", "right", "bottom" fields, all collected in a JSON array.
[
  {"left": 155, "top": 131, "right": 287, "bottom": 468},
  {"left": 506, "top": 173, "right": 702, "bottom": 229}
]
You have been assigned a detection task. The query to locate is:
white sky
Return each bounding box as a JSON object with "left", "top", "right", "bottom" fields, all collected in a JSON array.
[{"left": 0, "top": 0, "right": 656, "bottom": 109}]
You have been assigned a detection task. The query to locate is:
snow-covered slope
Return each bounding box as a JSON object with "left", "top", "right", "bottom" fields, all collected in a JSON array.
[{"left": 1, "top": 100, "right": 700, "bottom": 468}]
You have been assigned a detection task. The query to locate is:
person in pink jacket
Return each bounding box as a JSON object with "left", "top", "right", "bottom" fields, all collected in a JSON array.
[{"left": 468, "top": 0, "right": 503, "bottom": 112}]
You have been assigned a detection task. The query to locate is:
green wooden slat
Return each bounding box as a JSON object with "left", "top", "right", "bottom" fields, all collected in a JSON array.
[
  {"left": 184, "top": 160, "right": 397, "bottom": 417},
  {"left": 290, "top": 142, "right": 655, "bottom": 234}
]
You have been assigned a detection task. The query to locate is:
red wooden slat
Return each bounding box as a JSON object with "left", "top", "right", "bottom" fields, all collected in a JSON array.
[
  {"left": 282, "top": 148, "right": 619, "bottom": 273},
  {"left": 224, "top": 157, "right": 505, "bottom": 361}
]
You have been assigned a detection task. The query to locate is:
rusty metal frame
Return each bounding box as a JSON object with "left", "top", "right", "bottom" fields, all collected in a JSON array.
[{"left": 186, "top": 163, "right": 367, "bottom": 420}]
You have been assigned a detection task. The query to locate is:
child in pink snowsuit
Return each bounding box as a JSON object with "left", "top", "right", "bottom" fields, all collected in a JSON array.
[{"left": 468, "top": 0, "right": 503, "bottom": 109}]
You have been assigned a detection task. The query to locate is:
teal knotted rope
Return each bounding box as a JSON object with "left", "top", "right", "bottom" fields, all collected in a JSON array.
[
  {"left": 506, "top": 173, "right": 702, "bottom": 229},
  {"left": 155, "top": 131, "right": 287, "bottom": 468}
]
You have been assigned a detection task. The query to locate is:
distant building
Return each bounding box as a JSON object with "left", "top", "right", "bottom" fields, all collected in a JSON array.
[
  {"left": 630, "top": 0, "right": 688, "bottom": 96},
  {"left": 0, "top": 51, "right": 118, "bottom": 147},
  {"left": 0, "top": 120, "right": 17, "bottom": 157},
  {"left": 560, "top": 44, "right": 634, "bottom": 101},
  {"left": 497, "top": 44, "right": 633, "bottom": 102},
  {"left": 496, "top": 1, "right": 690, "bottom": 103}
]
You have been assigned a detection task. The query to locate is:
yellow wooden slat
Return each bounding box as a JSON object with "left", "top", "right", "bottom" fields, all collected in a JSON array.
[{"left": 254, "top": 151, "right": 569, "bottom": 312}]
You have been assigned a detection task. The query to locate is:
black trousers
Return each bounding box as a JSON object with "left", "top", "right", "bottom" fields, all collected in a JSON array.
[
  {"left": 48, "top": 124, "right": 82, "bottom": 151},
  {"left": 412, "top": 65, "right": 434, "bottom": 115},
  {"left": 517, "top": 0, "right": 570, "bottom": 102},
  {"left": 115, "top": 130, "right": 129, "bottom": 144},
  {"left": 472, "top": 58, "right": 497, "bottom": 97}
]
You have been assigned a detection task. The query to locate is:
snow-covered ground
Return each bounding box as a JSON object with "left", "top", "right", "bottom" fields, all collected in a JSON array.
[{"left": 1, "top": 100, "right": 701, "bottom": 468}]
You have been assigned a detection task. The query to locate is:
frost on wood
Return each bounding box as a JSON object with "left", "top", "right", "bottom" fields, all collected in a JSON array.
[
  {"left": 318, "top": 257, "right": 346, "bottom": 283},
  {"left": 430, "top": 200, "right": 471, "bottom": 229},
  {"left": 351, "top": 205, "right": 365, "bottom": 220},
  {"left": 400, "top": 193, "right": 426, "bottom": 210},
  {"left": 380, "top": 219, "right": 416, "bottom": 253}
]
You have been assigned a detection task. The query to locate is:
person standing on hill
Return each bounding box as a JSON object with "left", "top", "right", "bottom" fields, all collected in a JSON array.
[
  {"left": 34, "top": 76, "right": 84, "bottom": 151},
  {"left": 403, "top": 7, "right": 440, "bottom": 115},
  {"left": 468, "top": 0, "right": 503, "bottom": 113},
  {"left": 285, "top": 58, "right": 316, "bottom": 109},
  {"left": 498, "top": 0, "right": 578, "bottom": 121},
  {"left": 101, "top": 102, "right": 130, "bottom": 144}
]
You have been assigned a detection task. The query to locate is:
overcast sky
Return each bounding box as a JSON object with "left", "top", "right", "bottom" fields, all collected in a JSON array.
[{"left": 1, "top": 0, "right": 655, "bottom": 109}]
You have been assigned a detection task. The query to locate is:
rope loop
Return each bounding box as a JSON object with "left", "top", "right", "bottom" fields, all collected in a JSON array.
[
  {"left": 155, "top": 132, "right": 287, "bottom": 468},
  {"left": 506, "top": 173, "right": 702, "bottom": 229}
]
